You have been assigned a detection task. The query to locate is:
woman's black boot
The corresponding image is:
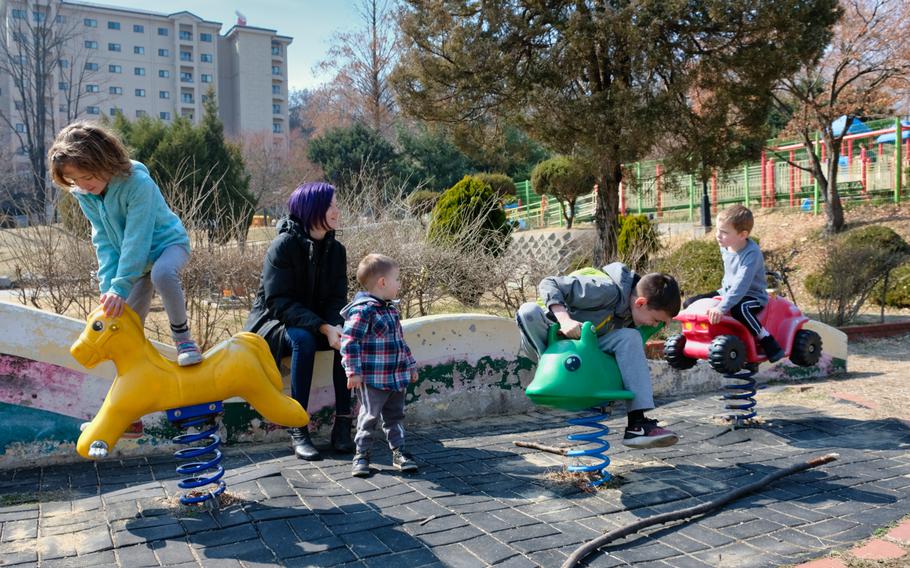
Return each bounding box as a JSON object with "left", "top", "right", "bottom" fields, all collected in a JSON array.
[
  {"left": 331, "top": 416, "right": 355, "bottom": 453},
  {"left": 289, "top": 427, "right": 321, "bottom": 461}
]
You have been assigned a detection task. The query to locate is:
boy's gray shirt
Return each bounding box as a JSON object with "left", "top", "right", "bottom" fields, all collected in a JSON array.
[
  {"left": 718, "top": 238, "right": 768, "bottom": 313},
  {"left": 538, "top": 262, "right": 635, "bottom": 335}
]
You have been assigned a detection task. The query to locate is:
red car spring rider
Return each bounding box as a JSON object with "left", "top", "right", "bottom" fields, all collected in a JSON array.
[{"left": 663, "top": 288, "right": 822, "bottom": 424}]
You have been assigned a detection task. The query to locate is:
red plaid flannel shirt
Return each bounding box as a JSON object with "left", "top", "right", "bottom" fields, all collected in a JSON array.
[{"left": 340, "top": 295, "right": 416, "bottom": 391}]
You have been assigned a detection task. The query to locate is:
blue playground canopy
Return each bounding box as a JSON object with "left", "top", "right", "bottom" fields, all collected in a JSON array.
[
  {"left": 875, "top": 121, "right": 910, "bottom": 144},
  {"left": 831, "top": 115, "right": 871, "bottom": 137}
]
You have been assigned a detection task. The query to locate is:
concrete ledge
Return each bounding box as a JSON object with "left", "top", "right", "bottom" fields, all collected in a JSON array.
[
  {"left": 838, "top": 319, "right": 910, "bottom": 340},
  {"left": 0, "top": 301, "right": 848, "bottom": 467}
]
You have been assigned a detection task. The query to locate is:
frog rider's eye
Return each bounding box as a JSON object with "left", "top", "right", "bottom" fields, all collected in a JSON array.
[{"left": 564, "top": 355, "right": 581, "bottom": 372}]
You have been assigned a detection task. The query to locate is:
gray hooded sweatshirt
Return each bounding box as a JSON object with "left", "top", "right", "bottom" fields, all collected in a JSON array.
[{"left": 538, "top": 262, "right": 637, "bottom": 335}]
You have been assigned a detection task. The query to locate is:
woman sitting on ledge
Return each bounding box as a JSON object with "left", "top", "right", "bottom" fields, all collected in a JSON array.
[{"left": 245, "top": 182, "right": 354, "bottom": 460}]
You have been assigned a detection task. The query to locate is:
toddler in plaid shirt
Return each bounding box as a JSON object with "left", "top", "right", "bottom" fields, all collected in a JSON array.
[{"left": 340, "top": 254, "right": 419, "bottom": 478}]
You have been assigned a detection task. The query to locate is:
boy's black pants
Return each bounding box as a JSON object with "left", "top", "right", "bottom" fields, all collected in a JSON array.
[{"left": 684, "top": 291, "right": 765, "bottom": 337}]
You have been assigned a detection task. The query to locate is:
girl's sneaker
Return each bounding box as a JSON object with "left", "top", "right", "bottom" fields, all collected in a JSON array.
[{"left": 176, "top": 339, "right": 203, "bottom": 366}]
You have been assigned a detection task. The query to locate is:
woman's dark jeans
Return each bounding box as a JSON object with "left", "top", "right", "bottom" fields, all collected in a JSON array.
[{"left": 283, "top": 327, "right": 351, "bottom": 415}]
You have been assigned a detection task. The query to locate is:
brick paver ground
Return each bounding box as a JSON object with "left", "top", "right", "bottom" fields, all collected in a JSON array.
[{"left": 3, "top": 378, "right": 910, "bottom": 567}]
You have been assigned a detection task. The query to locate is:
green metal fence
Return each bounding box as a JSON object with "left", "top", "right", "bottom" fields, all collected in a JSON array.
[{"left": 508, "top": 119, "right": 909, "bottom": 230}]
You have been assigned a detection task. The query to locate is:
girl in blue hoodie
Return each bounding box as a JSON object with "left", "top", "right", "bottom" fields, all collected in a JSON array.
[{"left": 48, "top": 122, "right": 202, "bottom": 366}]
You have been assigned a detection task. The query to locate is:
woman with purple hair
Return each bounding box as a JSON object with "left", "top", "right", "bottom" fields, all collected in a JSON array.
[{"left": 245, "top": 182, "right": 354, "bottom": 460}]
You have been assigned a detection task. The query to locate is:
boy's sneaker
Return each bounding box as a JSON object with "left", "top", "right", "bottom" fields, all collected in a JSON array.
[
  {"left": 759, "top": 335, "right": 785, "bottom": 363},
  {"left": 352, "top": 453, "right": 371, "bottom": 478},
  {"left": 622, "top": 418, "right": 679, "bottom": 449},
  {"left": 392, "top": 448, "right": 418, "bottom": 472},
  {"left": 176, "top": 340, "right": 203, "bottom": 366}
]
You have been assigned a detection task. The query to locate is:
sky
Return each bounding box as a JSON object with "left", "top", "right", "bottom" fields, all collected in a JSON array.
[{"left": 96, "top": 1, "right": 361, "bottom": 91}]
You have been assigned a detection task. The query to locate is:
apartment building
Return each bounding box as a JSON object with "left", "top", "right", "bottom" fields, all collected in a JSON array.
[{"left": 0, "top": 0, "right": 291, "bottom": 158}]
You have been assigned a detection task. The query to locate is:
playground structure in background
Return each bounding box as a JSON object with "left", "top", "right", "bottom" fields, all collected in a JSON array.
[{"left": 508, "top": 117, "right": 909, "bottom": 230}]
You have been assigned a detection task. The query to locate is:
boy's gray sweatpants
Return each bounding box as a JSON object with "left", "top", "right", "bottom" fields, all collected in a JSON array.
[
  {"left": 515, "top": 302, "right": 655, "bottom": 412},
  {"left": 125, "top": 245, "right": 191, "bottom": 340},
  {"left": 354, "top": 384, "right": 406, "bottom": 454}
]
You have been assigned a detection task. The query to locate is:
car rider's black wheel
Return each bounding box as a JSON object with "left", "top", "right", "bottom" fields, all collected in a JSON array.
[
  {"left": 709, "top": 335, "right": 746, "bottom": 374},
  {"left": 790, "top": 329, "right": 822, "bottom": 367},
  {"left": 664, "top": 334, "right": 697, "bottom": 370}
]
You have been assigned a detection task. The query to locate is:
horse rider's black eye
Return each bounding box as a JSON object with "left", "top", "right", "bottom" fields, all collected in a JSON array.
[
  {"left": 92, "top": 321, "right": 104, "bottom": 332},
  {"left": 564, "top": 355, "right": 581, "bottom": 372}
]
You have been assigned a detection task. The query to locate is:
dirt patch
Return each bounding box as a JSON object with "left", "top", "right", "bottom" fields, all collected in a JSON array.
[{"left": 762, "top": 332, "right": 910, "bottom": 422}]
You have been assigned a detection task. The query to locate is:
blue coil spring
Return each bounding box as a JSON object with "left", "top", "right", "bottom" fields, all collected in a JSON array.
[
  {"left": 722, "top": 368, "right": 758, "bottom": 424},
  {"left": 166, "top": 402, "right": 226, "bottom": 506},
  {"left": 566, "top": 407, "right": 614, "bottom": 486}
]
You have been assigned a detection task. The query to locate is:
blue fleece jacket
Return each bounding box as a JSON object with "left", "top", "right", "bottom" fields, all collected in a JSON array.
[{"left": 73, "top": 161, "right": 190, "bottom": 299}]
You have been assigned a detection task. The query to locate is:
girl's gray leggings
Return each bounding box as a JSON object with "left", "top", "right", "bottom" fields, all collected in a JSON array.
[{"left": 125, "top": 245, "right": 190, "bottom": 339}]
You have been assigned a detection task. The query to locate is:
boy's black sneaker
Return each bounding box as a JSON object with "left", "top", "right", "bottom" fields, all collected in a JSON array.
[
  {"left": 622, "top": 418, "right": 679, "bottom": 449},
  {"left": 392, "top": 448, "right": 418, "bottom": 472},
  {"left": 759, "top": 335, "right": 786, "bottom": 363},
  {"left": 352, "top": 453, "right": 371, "bottom": 478}
]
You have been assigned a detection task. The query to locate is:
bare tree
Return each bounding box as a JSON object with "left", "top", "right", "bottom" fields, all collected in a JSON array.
[
  {"left": 0, "top": 2, "right": 93, "bottom": 220},
  {"left": 772, "top": 0, "right": 910, "bottom": 233},
  {"left": 317, "top": 0, "right": 400, "bottom": 136}
]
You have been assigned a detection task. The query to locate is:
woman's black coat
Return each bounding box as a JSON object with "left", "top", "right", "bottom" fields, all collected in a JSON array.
[{"left": 244, "top": 217, "right": 348, "bottom": 358}]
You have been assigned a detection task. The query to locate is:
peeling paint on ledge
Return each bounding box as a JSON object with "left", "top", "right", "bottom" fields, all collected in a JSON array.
[{"left": 0, "top": 301, "right": 848, "bottom": 468}]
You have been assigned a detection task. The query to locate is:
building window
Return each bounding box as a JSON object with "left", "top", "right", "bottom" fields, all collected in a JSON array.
[
  {"left": 272, "top": 123, "right": 283, "bottom": 134},
  {"left": 136, "top": 110, "right": 147, "bottom": 118},
  {"left": 108, "top": 64, "right": 121, "bottom": 73},
  {"left": 158, "top": 48, "right": 169, "bottom": 57},
  {"left": 135, "top": 88, "right": 146, "bottom": 97},
  {"left": 86, "top": 84, "right": 99, "bottom": 93},
  {"left": 109, "top": 107, "right": 121, "bottom": 115},
  {"left": 11, "top": 9, "right": 26, "bottom": 19},
  {"left": 85, "top": 40, "right": 98, "bottom": 49},
  {"left": 159, "top": 70, "right": 170, "bottom": 78},
  {"left": 272, "top": 84, "right": 280, "bottom": 95},
  {"left": 108, "top": 43, "right": 121, "bottom": 52},
  {"left": 180, "top": 72, "right": 193, "bottom": 82},
  {"left": 180, "top": 51, "right": 192, "bottom": 62},
  {"left": 133, "top": 24, "right": 144, "bottom": 33},
  {"left": 160, "top": 111, "right": 171, "bottom": 120},
  {"left": 134, "top": 67, "right": 145, "bottom": 76},
  {"left": 159, "top": 91, "right": 170, "bottom": 99},
  {"left": 134, "top": 46, "right": 145, "bottom": 55},
  {"left": 181, "top": 93, "right": 193, "bottom": 103},
  {"left": 158, "top": 27, "right": 168, "bottom": 36},
  {"left": 200, "top": 53, "right": 213, "bottom": 63},
  {"left": 86, "top": 106, "right": 100, "bottom": 115},
  {"left": 59, "top": 59, "right": 69, "bottom": 69},
  {"left": 271, "top": 66, "right": 281, "bottom": 76},
  {"left": 58, "top": 104, "right": 66, "bottom": 113},
  {"left": 85, "top": 62, "right": 98, "bottom": 71},
  {"left": 200, "top": 33, "right": 213, "bottom": 42},
  {"left": 272, "top": 104, "right": 281, "bottom": 114},
  {"left": 179, "top": 30, "right": 192, "bottom": 41},
  {"left": 55, "top": 15, "right": 66, "bottom": 24},
  {"left": 13, "top": 31, "right": 27, "bottom": 43},
  {"left": 58, "top": 81, "right": 69, "bottom": 91},
  {"left": 84, "top": 18, "right": 97, "bottom": 27},
  {"left": 14, "top": 101, "right": 23, "bottom": 110},
  {"left": 16, "top": 123, "right": 26, "bottom": 133},
  {"left": 201, "top": 74, "right": 212, "bottom": 83},
  {"left": 109, "top": 86, "right": 123, "bottom": 95},
  {"left": 107, "top": 21, "right": 120, "bottom": 30},
  {"left": 271, "top": 45, "right": 281, "bottom": 56},
  {"left": 32, "top": 10, "right": 46, "bottom": 22}
]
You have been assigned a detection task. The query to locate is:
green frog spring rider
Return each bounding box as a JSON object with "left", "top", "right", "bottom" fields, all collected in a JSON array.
[{"left": 525, "top": 321, "right": 661, "bottom": 485}]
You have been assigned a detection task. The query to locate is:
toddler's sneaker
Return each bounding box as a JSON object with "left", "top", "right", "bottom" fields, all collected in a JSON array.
[
  {"left": 623, "top": 418, "right": 679, "bottom": 449},
  {"left": 759, "top": 335, "right": 786, "bottom": 363},
  {"left": 352, "top": 452, "right": 371, "bottom": 478},
  {"left": 176, "top": 339, "right": 203, "bottom": 366},
  {"left": 392, "top": 448, "right": 418, "bottom": 472}
]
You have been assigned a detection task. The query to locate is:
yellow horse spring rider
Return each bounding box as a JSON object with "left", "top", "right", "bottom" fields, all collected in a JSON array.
[{"left": 71, "top": 305, "right": 309, "bottom": 459}]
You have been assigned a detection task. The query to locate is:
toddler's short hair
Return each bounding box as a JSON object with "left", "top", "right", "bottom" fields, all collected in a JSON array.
[
  {"left": 717, "top": 204, "right": 754, "bottom": 233},
  {"left": 48, "top": 122, "right": 132, "bottom": 189},
  {"left": 357, "top": 254, "right": 398, "bottom": 289},
  {"left": 636, "top": 273, "right": 681, "bottom": 317}
]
